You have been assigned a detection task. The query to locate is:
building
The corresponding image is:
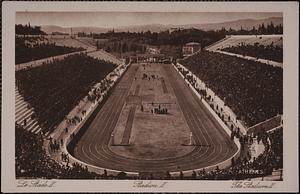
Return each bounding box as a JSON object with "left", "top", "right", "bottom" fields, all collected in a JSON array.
[{"left": 182, "top": 42, "right": 201, "bottom": 57}]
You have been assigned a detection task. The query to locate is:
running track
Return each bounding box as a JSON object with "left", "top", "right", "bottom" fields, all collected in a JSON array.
[{"left": 72, "top": 63, "right": 238, "bottom": 173}]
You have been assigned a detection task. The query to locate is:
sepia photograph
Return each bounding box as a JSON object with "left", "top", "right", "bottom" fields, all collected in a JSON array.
[{"left": 2, "top": 1, "right": 299, "bottom": 193}]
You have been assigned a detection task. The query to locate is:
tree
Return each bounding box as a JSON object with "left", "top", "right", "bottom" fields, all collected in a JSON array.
[
  {"left": 278, "top": 24, "right": 283, "bottom": 34},
  {"left": 270, "top": 22, "right": 275, "bottom": 34},
  {"left": 15, "top": 24, "right": 46, "bottom": 35},
  {"left": 266, "top": 22, "right": 275, "bottom": 34},
  {"left": 220, "top": 27, "right": 226, "bottom": 34},
  {"left": 251, "top": 26, "right": 257, "bottom": 35},
  {"left": 228, "top": 27, "right": 235, "bottom": 35},
  {"left": 261, "top": 23, "right": 266, "bottom": 34}
]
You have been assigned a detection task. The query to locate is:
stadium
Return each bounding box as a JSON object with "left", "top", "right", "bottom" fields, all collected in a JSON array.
[{"left": 15, "top": 13, "right": 283, "bottom": 180}]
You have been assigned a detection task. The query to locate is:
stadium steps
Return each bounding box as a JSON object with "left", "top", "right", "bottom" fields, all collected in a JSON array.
[
  {"left": 16, "top": 108, "right": 35, "bottom": 127},
  {"left": 74, "top": 38, "right": 96, "bottom": 50},
  {"left": 23, "top": 118, "right": 36, "bottom": 131},
  {"left": 34, "top": 128, "right": 43, "bottom": 134},
  {"left": 15, "top": 100, "right": 27, "bottom": 109},
  {"left": 15, "top": 96, "right": 29, "bottom": 109},
  {"left": 45, "top": 131, "right": 50, "bottom": 137},
  {"left": 15, "top": 97, "right": 25, "bottom": 105},
  {"left": 88, "top": 50, "right": 122, "bottom": 66},
  {"left": 15, "top": 94, "right": 24, "bottom": 105},
  {"left": 15, "top": 93, "right": 24, "bottom": 101},
  {"left": 15, "top": 98, "right": 28, "bottom": 111},
  {"left": 15, "top": 107, "right": 34, "bottom": 122},
  {"left": 204, "top": 36, "right": 229, "bottom": 50},
  {"left": 15, "top": 87, "right": 46, "bottom": 135},
  {"left": 28, "top": 122, "right": 40, "bottom": 132},
  {"left": 15, "top": 107, "right": 33, "bottom": 121},
  {"left": 15, "top": 103, "right": 29, "bottom": 112},
  {"left": 206, "top": 35, "right": 283, "bottom": 51}
]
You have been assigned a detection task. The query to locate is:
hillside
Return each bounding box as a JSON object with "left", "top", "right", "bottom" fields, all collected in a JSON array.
[
  {"left": 41, "top": 25, "right": 108, "bottom": 34},
  {"left": 190, "top": 17, "right": 283, "bottom": 31},
  {"left": 40, "top": 17, "right": 283, "bottom": 34}
]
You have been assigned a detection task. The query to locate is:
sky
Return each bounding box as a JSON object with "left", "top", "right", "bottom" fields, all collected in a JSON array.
[{"left": 16, "top": 12, "right": 282, "bottom": 28}]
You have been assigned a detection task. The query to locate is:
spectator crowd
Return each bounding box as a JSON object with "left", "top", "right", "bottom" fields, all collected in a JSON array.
[
  {"left": 190, "top": 127, "right": 283, "bottom": 180},
  {"left": 221, "top": 43, "right": 283, "bottom": 63},
  {"left": 16, "top": 124, "right": 102, "bottom": 179},
  {"left": 16, "top": 54, "right": 117, "bottom": 134},
  {"left": 16, "top": 36, "right": 84, "bottom": 64},
  {"left": 179, "top": 50, "right": 283, "bottom": 127}
]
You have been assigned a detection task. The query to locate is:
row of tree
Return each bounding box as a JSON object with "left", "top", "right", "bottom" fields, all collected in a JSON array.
[
  {"left": 92, "top": 28, "right": 223, "bottom": 51},
  {"left": 16, "top": 23, "right": 46, "bottom": 35},
  {"left": 91, "top": 22, "right": 283, "bottom": 49},
  {"left": 217, "top": 22, "right": 283, "bottom": 35},
  {"left": 96, "top": 40, "right": 146, "bottom": 54}
]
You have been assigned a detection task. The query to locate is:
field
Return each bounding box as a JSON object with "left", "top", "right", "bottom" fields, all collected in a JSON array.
[{"left": 72, "top": 63, "right": 238, "bottom": 174}]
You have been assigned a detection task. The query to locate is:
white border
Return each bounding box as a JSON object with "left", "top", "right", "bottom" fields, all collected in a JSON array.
[{"left": 2, "top": 1, "right": 299, "bottom": 193}]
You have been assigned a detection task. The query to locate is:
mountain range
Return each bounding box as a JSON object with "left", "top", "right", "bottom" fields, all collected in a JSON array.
[{"left": 41, "top": 17, "right": 283, "bottom": 34}]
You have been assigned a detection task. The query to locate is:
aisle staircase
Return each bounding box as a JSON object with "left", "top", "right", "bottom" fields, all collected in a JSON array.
[{"left": 15, "top": 87, "right": 50, "bottom": 137}]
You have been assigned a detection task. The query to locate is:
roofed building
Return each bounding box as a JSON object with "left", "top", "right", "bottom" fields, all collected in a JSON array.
[{"left": 182, "top": 42, "right": 201, "bottom": 57}]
